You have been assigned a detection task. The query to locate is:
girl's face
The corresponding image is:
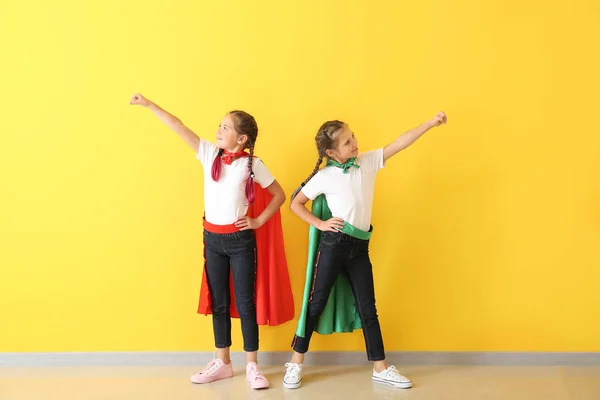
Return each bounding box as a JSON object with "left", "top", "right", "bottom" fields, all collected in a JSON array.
[
  {"left": 326, "top": 124, "right": 359, "bottom": 163},
  {"left": 216, "top": 114, "right": 246, "bottom": 151}
]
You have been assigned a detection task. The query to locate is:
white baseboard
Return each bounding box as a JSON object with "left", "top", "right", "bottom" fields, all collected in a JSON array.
[{"left": 1, "top": 352, "right": 600, "bottom": 367}]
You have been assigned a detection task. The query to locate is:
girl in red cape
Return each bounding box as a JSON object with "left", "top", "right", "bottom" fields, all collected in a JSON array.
[{"left": 130, "top": 94, "right": 294, "bottom": 390}]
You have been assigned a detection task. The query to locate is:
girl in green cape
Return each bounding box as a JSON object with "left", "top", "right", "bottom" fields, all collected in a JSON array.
[{"left": 283, "top": 112, "right": 448, "bottom": 389}]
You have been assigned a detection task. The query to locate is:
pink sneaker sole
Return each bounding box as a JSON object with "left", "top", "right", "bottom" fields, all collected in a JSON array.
[{"left": 248, "top": 378, "right": 270, "bottom": 390}]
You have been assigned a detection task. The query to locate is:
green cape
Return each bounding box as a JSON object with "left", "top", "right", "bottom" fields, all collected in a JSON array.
[{"left": 295, "top": 194, "right": 372, "bottom": 337}]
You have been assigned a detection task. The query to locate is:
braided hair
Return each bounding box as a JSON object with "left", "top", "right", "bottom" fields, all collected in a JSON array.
[
  {"left": 290, "top": 120, "right": 345, "bottom": 200},
  {"left": 210, "top": 110, "right": 259, "bottom": 204}
]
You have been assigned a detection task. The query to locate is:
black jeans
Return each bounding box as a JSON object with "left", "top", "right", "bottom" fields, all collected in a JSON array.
[
  {"left": 292, "top": 231, "right": 385, "bottom": 361},
  {"left": 204, "top": 229, "right": 258, "bottom": 352}
]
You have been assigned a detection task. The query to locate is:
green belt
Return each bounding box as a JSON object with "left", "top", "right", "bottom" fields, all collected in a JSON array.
[{"left": 339, "top": 221, "right": 372, "bottom": 240}]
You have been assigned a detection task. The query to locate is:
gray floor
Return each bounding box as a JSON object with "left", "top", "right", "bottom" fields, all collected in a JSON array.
[{"left": 1, "top": 365, "right": 599, "bottom": 399}]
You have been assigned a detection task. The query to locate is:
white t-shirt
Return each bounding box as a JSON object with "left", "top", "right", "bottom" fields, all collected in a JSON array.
[
  {"left": 301, "top": 149, "right": 385, "bottom": 231},
  {"left": 196, "top": 139, "right": 275, "bottom": 225}
]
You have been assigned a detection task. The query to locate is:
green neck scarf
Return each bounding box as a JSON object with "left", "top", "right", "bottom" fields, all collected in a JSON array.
[{"left": 326, "top": 157, "right": 360, "bottom": 173}]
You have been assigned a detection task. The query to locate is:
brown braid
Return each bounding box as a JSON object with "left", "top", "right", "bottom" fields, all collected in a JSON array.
[
  {"left": 247, "top": 142, "right": 255, "bottom": 178},
  {"left": 244, "top": 141, "right": 256, "bottom": 204},
  {"left": 290, "top": 120, "right": 345, "bottom": 200},
  {"left": 227, "top": 110, "right": 258, "bottom": 205}
]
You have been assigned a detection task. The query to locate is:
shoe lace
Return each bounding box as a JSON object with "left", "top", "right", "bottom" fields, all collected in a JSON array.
[
  {"left": 385, "top": 365, "right": 402, "bottom": 380},
  {"left": 203, "top": 358, "right": 221, "bottom": 375},
  {"left": 247, "top": 364, "right": 264, "bottom": 381},
  {"left": 285, "top": 363, "right": 301, "bottom": 380}
]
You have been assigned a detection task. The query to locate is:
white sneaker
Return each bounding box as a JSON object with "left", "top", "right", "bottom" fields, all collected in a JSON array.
[
  {"left": 283, "top": 362, "right": 303, "bottom": 389},
  {"left": 372, "top": 365, "right": 412, "bottom": 389}
]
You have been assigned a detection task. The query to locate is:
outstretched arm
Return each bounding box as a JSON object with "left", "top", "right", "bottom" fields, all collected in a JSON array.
[
  {"left": 130, "top": 93, "right": 200, "bottom": 151},
  {"left": 383, "top": 112, "right": 447, "bottom": 162}
]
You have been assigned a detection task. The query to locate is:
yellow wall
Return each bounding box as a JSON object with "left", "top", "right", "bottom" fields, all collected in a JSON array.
[{"left": 1, "top": 0, "right": 599, "bottom": 353}]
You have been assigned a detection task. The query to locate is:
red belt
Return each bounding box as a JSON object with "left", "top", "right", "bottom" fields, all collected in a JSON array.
[{"left": 203, "top": 218, "right": 239, "bottom": 234}]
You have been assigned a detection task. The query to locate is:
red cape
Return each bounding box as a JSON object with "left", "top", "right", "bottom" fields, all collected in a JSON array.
[{"left": 197, "top": 182, "right": 295, "bottom": 326}]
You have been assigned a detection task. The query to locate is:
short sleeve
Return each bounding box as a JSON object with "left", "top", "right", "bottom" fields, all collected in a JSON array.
[
  {"left": 196, "top": 139, "right": 218, "bottom": 166},
  {"left": 252, "top": 158, "right": 275, "bottom": 188},
  {"left": 300, "top": 171, "right": 325, "bottom": 201},
  {"left": 359, "top": 148, "right": 385, "bottom": 173}
]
